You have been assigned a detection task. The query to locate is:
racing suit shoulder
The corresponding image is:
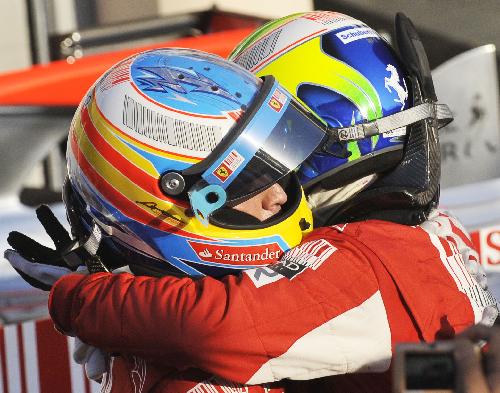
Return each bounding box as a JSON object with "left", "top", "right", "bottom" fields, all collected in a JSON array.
[{"left": 307, "top": 211, "right": 496, "bottom": 340}]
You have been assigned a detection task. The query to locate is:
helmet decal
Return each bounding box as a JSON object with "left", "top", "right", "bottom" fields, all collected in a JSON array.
[
  {"left": 248, "top": 36, "right": 384, "bottom": 121},
  {"left": 129, "top": 50, "right": 257, "bottom": 118},
  {"left": 384, "top": 64, "right": 409, "bottom": 110},
  {"left": 134, "top": 66, "right": 240, "bottom": 104}
]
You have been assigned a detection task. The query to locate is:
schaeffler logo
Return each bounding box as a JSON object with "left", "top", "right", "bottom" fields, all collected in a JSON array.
[
  {"left": 188, "top": 241, "right": 283, "bottom": 264},
  {"left": 336, "top": 26, "right": 379, "bottom": 44}
]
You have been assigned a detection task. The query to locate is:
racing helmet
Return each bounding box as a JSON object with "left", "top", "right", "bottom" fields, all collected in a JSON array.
[
  {"left": 65, "top": 48, "right": 316, "bottom": 277},
  {"left": 229, "top": 11, "right": 453, "bottom": 225}
]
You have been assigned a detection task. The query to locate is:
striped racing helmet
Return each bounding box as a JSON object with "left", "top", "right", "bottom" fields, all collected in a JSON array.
[{"left": 66, "top": 48, "right": 314, "bottom": 277}]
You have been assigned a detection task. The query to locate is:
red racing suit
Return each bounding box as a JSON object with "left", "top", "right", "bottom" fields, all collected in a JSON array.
[{"left": 48, "top": 210, "right": 498, "bottom": 392}]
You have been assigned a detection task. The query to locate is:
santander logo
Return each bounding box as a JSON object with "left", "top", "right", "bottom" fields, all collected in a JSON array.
[
  {"left": 188, "top": 241, "right": 284, "bottom": 265},
  {"left": 199, "top": 248, "right": 213, "bottom": 258}
]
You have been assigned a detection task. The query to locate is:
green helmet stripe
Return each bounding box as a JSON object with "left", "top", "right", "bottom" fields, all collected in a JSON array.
[
  {"left": 255, "top": 36, "right": 383, "bottom": 120},
  {"left": 347, "top": 141, "right": 361, "bottom": 161}
]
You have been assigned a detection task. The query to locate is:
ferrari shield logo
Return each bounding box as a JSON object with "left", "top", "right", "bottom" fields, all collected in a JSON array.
[
  {"left": 212, "top": 150, "right": 244, "bottom": 182},
  {"left": 214, "top": 165, "right": 230, "bottom": 181},
  {"left": 268, "top": 88, "right": 287, "bottom": 112}
]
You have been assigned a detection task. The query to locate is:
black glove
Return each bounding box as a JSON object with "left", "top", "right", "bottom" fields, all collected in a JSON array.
[
  {"left": 6, "top": 205, "right": 77, "bottom": 290},
  {"left": 5, "top": 204, "right": 108, "bottom": 291}
]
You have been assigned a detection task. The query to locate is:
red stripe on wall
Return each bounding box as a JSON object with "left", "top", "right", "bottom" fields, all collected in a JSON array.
[
  {"left": 35, "top": 320, "right": 72, "bottom": 393},
  {"left": 84, "top": 371, "right": 91, "bottom": 393},
  {"left": 470, "top": 230, "right": 481, "bottom": 256},
  {"left": 16, "top": 325, "right": 27, "bottom": 393},
  {"left": 0, "top": 327, "right": 9, "bottom": 393}
]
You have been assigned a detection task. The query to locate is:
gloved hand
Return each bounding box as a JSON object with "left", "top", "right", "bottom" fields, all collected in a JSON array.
[
  {"left": 4, "top": 248, "right": 77, "bottom": 290},
  {"left": 5, "top": 203, "right": 113, "bottom": 384},
  {"left": 4, "top": 205, "right": 79, "bottom": 290},
  {"left": 4, "top": 203, "right": 110, "bottom": 290},
  {"left": 460, "top": 247, "right": 488, "bottom": 290},
  {"left": 73, "top": 337, "right": 109, "bottom": 382}
]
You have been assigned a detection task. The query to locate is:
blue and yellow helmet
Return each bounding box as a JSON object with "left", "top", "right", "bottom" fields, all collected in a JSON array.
[
  {"left": 229, "top": 11, "right": 414, "bottom": 189},
  {"left": 66, "top": 48, "right": 314, "bottom": 277},
  {"left": 230, "top": 11, "right": 453, "bottom": 224}
]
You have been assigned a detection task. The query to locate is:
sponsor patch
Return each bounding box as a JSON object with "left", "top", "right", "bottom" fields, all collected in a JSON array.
[
  {"left": 268, "top": 88, "right": 287, "bottom": 112},
  {"left": 188, "top": 240, "right": 283, "bottom": 265},
  {"left": 212, "top": 150, "right": 244, "bottom": 182},
  {"left": 246, "top": 266, "right": 285, "bottom": 288},
  {"left": 269, "top": 239, "right": 337, "bottom": 279},
  {"left": 336, "top": 27, "right": 379, "bottom": 44}
]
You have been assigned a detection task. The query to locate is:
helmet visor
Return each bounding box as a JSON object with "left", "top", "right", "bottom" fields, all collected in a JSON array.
[{"left": 187, "top": 77, "right": 327, "bottom": 225}]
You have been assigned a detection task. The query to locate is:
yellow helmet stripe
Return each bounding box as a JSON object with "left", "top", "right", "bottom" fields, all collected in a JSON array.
[
  {"left": 256, "top": 36, "right": 383, "bottom": 120},
  {"left": 88, "top": 98, "right": 161, "bottom": 177},
  {"left": 74, "top": 112, "right": 186, "bottom": 220},
  {"left": 91, "top": 95, "right": 202, "bottom": 166}
]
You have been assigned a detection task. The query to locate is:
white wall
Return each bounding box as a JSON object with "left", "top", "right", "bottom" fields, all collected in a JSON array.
[
  {"left": 0, "top": 0, "right": 31, "bottom": 72},
  {"left": 95, "top": 0, "right": 313, "bottom": 25}
]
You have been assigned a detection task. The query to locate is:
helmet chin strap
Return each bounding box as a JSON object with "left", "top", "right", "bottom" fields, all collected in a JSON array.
[
  {"left": 62, "top": 222, "right": 110, "bottom": 274},
  {"left": 319, "top": 13, "right": 448, "bottom": 227},
  {"left": 307, "top": 174, "right": 377, "bottom": 226}
]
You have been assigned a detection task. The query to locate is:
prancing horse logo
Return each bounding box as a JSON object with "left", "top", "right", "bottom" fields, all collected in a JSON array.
[{"left": 384, "top": 64, "right": 408, "bottom": 110}]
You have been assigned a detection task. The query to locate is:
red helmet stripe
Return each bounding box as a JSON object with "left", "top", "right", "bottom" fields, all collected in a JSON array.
[
  {"left": 80, "top": 106, "right": 191, "bottom": 208},
  {"left": 70, "top": 131, "right": 211, "bottom": 240}
]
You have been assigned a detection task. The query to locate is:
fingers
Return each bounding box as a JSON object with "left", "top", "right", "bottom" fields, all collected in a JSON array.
[
  {"left": 7, "top": 231, "right": 60, "bottom": 264},
  {"left": 5, "top": 249, "right": 72, "bottom": 287},
  {"left": 455, "top": 324, "right": 500, "bottom": 393},
  {"left": 85, "top": 348, "right": 109, "bottom": 381},
  {"left": 36, "top": 205, "right": 72, "bottom": 251},
  {"left": 454, "top": 338, "right": 489, "bottom": 393},
  {"left": 73, "top": 337, "right": 93, "bottom": 364},
  {"left": 481, "top": 306, "right": 499, "bottom": 327},
  {"left": 482, "top": 326, "right": 500, "bottom": 393},
  {"left": 457, "top": 324, "right": 498, "bottom": 343},
  {"left": 73, "top": 338, "right": 109, "bottom": 382}
]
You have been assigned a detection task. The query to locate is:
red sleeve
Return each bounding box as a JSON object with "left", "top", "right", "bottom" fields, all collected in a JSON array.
[
  {"left": 49, "top": 272, "right": 266, "bottom": 381},
  {"left": 48, "top": 232, "right": 380, "bottom": 384}
]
